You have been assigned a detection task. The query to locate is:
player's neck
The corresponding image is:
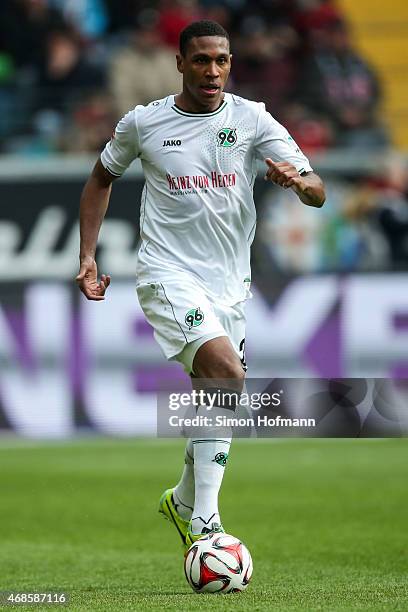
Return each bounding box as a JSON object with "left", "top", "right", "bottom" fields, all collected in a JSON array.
[{"left": 174, "top": 92, "right": 225, "bottom": 114}]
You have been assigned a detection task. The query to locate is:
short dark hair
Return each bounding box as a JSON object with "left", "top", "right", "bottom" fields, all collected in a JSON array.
[{"left": 179, "top": 20, "right": 229, "bottom": 57}]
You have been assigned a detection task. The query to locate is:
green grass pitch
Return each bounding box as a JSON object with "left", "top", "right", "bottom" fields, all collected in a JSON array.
[{"left": 0, "top": 438, "right": 407, "bottom": 611}]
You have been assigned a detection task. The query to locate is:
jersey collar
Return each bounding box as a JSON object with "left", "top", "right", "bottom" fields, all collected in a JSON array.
[{"left": 171, "top": 95, "right": 228, "bottom": 118}]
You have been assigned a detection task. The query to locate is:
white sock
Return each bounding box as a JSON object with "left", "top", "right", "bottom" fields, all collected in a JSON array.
[
  {"left": 191, "top": 422, "right": 232, "bottom": 534},
  {"left": 173, "top": 439, "right": 194, "bottom": 521}
]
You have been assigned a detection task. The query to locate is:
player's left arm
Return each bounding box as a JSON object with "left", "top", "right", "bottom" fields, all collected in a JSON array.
[{"left": 264, "top": 158, "right": 326, "bottom": 208}]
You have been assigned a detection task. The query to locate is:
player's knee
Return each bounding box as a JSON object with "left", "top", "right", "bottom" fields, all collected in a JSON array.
[
  {"left": 194, "top": 352, "right": 245, "bottom": 381},
  {"left": 215, "top": 356, "right": 245, "bottom": 381},
  {"left": 192, "top": 336, "right": 245, "bottom": 381}
]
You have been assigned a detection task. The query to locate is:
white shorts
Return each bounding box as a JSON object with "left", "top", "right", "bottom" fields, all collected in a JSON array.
[{"left": 136, "top": 279, "right": 246, "bottom": 374}]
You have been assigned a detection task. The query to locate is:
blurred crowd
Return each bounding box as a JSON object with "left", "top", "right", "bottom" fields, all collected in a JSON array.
[
  {"left": 0, "top": 0, "right": 390, "bottom": 156},
  {"left": 258, "top": 155, "right": 408, "bottom": 274},
  {"left": 1, "top": 0, "right": 405, "bottom": 276}
]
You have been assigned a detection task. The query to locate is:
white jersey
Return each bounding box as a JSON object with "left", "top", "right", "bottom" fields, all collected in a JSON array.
[{"left": 101, "top": 93, "right": 312, "bottom": 305}]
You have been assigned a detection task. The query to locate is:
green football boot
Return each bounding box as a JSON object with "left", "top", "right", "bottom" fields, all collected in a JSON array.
[
  {"left": 158, "top": 488, "right": 190, "bottom": 546},
  {"left": 184, "top": 521, "right": 225, "bottom": 552}
]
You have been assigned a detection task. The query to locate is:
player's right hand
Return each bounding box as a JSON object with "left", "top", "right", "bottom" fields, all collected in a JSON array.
[{"left": 75, "top": 256, "right": 110, "bottom": 301}]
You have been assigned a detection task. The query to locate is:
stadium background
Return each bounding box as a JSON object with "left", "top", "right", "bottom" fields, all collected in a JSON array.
[
  {"left": 1, "top": 0, "right": 408, "bottom": 437},
  {"left": 0, "top": 2, "right": 407, "bottom": 609}
]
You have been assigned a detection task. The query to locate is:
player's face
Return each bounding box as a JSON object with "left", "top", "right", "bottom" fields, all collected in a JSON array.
[{"left": 177, "top": 36, "right": 231, "bottom": 111}]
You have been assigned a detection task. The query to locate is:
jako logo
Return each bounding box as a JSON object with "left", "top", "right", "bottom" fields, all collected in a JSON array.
[{"left": 163, "top": 139, "right": 181, "bottom": 147}]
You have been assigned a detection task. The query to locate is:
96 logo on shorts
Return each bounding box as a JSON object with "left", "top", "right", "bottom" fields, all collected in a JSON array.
[{"left": 185, "top": 307, "right": 204, "bottom": 330}]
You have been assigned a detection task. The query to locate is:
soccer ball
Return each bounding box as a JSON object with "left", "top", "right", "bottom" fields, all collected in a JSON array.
[{"left": 184, "top": 533, "right": 253, "bottom": 594}]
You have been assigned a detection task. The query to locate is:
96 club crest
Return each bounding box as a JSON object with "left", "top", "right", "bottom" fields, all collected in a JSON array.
[{"left": 217, "top": 128, "right": 237, "bottom": 147}]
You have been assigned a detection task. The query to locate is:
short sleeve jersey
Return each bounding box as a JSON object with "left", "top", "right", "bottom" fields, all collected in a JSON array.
[{"left": 101, "top": 93, "right": 312, "bottom": 305}]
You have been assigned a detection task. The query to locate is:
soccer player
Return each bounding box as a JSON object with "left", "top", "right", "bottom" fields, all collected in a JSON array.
[{"left": 76, "top": 20, "right": 325, "bottom": 551}]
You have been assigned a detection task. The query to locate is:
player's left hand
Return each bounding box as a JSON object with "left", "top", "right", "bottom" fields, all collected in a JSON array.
[{"left": 264, "top": 158, "right": 303, "bottom": 190}]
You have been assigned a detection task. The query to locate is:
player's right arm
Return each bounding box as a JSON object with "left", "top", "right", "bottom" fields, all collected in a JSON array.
[
  {"left": 76, "top": 108, "right": 140, "bottom": 301},
  {"left": 76, "top": 160, "right": 116, "bottom": 301}
]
